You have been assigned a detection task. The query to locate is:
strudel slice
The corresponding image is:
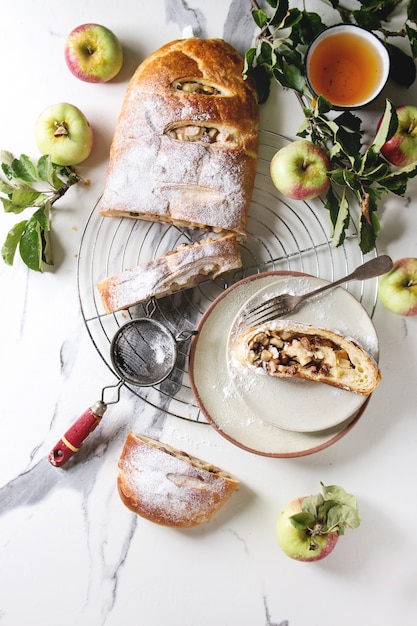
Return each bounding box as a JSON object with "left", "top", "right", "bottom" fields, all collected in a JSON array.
[
  {"left": 97, "top": 235, "right": 241, "bottom": 313},
  {"left": 237, "top": 320, "right": 381, "bottom": 395}
]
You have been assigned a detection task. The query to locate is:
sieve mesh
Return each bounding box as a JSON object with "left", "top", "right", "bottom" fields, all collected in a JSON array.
[{"left": 110, "top": 319, "right": 177, "bottom": 386}]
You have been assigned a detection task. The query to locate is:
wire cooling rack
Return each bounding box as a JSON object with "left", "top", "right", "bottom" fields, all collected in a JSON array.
[{"left": 77, "top": 130, "right": 378, "bottom": 424}]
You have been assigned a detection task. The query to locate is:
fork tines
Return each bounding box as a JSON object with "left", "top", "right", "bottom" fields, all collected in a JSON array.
[{"left": 244, "top": 295, "right": 287, "bottom": 328}]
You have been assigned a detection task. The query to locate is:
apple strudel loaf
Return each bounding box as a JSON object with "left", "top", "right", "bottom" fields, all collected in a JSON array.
[{"left": 97, "top": 37, "right": 259, "bottom": 234}]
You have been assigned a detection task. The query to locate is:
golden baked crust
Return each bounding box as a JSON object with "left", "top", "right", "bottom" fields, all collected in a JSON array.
[
  {"left": 237, "top": 320, "right": 381, "bottom": 395},
  {"left": 97, "top": 37, "right": 259, "bottom": 234},
  {"left": 117, "top": 433, "right": 240, "bottom": 527},
  {"left": 96, "top": 234, "right": 241, "bottom": 313}
]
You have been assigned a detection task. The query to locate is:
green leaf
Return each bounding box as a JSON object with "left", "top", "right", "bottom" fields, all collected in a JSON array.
[
  {"left": 327, "top": 504, "right": 362, "bottom": 531},
  {"left": 290, "top": 11, "right": 326, "bottom": 46},
  {"left": 0, "top": 150, "right": 14, "bottom": 166},
  {"left": 269, "top": 0, "right": 289, "bottom": 27},
  {"left": 301, "top": 493, "right": 324, "bottom": 518},
  {"left": 19, "top": 216, "right": 43, "bottom": 272},
  {"left": 11, "top": 154, "right": 38, "bottom": 183},
  {"left": 37, "top": 154, "right": 55, "bottom": 184},
  {"left": 352, "top": 8, "right": 381, "bottom": 30},
  {"left": 252, "top": 9, "right": 268, "bottom": 29},
  {"left": 282, "top": 7, "right": 303, "bottom": 29},
  {"left": 11, "top": 188, "right": 42, "bottom": 208},
  {"left": 371, "top": 99, "right": 397, "bottom": 153},
  {"left": 321, "top": 483, "right": 356, "bottom": 507},
  {"left": 33, "top": 205, "right": 50, "bottom": 232},
  {"left": 407, "top": 0, "right": 417, "bottom": 23},
  {"left": 330, "top": 189, "right": 349, "bottom": 247},
  {"left": 386, "top": 42, "right": 416, "bottom": 87},
  {"left": 315, "top": 95, "right": 333, "bottom": 115},
  {"left": 248, "top": 64, "right": 272, "bottom": 104},
  {"left": 1, "top": 162, "right": 14, "bottom": 180},
  {"left": 289, "top": 511, "right": 315, "bottom": 530},
  {"left": 280, "top": 60, "right": 306, "bottom": 93},
  {"left": 359, "top": 211, "right": 379, "bottom": 254},
  {"left": 1, "top": 220, "right": 28, "bottom": 265},
  {"left": 405, "top": 24, "right": 417, "bottom": 57},
  {"left": 378, "top": 163, "right": 417, "bottom": 194},
  {"left": 1, "top": 197, "right": 28, "bottom": 214},
  {"left": 0, "top": 178, "right": 14, "bottom": 195}
]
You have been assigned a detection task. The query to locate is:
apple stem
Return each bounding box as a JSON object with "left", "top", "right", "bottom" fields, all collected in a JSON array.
[
  {"left": 308, "top": 522, "right": 326, "bottom": 550},
  {"left": 54, "top": 121, "right": 68, "bottom": 137},
  {"left": 408, "top": 116, "right": 417, "bottom": 135}
]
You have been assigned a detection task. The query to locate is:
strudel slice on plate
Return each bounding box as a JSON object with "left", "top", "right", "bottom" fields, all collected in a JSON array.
[{"left": 237, "top": 320, "right": 381, "bottom": 395}]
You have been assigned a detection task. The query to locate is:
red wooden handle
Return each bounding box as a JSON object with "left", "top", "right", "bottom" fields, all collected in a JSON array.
[{"left": 48, "top": 401, "right": 107, "bottom": 467}]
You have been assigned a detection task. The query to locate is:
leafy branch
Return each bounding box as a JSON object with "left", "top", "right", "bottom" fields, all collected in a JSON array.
[
  {"left": 245, "top": 0, "right": 417, "bottom": 252},
  {"left": 0, "top": 152, "right": 82, "bottom": 272},
  {"left": 290, "top": 482, "right": 361, "bottom": 550}
]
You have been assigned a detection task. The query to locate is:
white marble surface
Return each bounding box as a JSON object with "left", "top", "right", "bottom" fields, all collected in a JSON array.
[{"left": 1, "top": 1, "right": 417, "bottom": 625}]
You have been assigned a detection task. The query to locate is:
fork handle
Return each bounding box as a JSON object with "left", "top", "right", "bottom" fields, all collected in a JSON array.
[{"left": 301, "top": 255, "right": 393, "bottom": 300}]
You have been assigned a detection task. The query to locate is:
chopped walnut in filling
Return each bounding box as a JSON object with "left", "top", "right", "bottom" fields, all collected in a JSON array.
[{"left": 246, "top": 330, "right": 353, "bottom": 379}]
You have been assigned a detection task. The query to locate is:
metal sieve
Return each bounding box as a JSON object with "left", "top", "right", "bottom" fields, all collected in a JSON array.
[
  {"left": 48, "top": 317, "right": 197, "bottom": 468},
  {"left": 110, "top": 318, "right": 178, "bottom": 387}
]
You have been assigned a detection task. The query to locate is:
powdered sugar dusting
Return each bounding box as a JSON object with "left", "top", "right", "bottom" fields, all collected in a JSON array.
[{"left": 118, "top": 436, "right": 237, "bottom": 527}]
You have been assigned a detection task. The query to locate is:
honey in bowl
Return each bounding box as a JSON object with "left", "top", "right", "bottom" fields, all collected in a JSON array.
[{"left": 306, "top": 25, "right": 390, "bottom": 108}]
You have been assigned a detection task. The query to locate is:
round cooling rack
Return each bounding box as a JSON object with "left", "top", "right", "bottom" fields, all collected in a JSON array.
[{"left": 77, "top": 129, "right": 379, "bottom": 424}]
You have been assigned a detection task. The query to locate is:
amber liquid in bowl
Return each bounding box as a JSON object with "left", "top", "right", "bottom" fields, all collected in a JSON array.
[{"left": 307, "top": 31, "right": 385, "bottom": 107}]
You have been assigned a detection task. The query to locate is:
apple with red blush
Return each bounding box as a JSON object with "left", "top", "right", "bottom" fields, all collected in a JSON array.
[
  {"left": 378, "top": 257, "right": 417, "bottom": 316},
  {"left": 64, "top": 23, "right": 123, "bottom": 83},
  {"left": 378, "top": 105, "right": 417, "bottom": 167},
  {"left": 276, "top": 483, "right": 361, "bottom": 562},
  {"left": 270, "top": 139, "right": 331, "bottom": 201}
]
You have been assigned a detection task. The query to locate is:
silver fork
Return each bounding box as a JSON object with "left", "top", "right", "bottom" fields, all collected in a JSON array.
[{"left": 244, "top": 255, "right": 393, "bottom": 328}]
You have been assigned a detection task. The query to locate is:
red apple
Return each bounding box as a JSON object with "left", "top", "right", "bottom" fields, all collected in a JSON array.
[
  {"left": 378, "top": 257, "right": 417, "bottom": 315},
  {"left": 276, "top": 483, "right": 361, "bottom": 562},
  {"left": 378, "top": 105, "right": 417, "bottom": 166},
  {"left": 64, "top": 24, "right": 123, "bottom": 83},
  {"left": 270, "top": 139, "right": 331, "bottom": 200}
]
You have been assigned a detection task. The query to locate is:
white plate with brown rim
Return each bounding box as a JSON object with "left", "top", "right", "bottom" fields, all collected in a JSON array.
[{"left": 188, "top": 271, "right": 379, "bottom": 457}]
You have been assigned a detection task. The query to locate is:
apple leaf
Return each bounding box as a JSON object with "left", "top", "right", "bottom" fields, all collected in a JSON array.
[
  {"left": 329, "top": 189, "right": 349, "bottom": 248},
  {"left": 0, "top": 152, "right": 82, "bottom": 271},
  {"left": 10, "top": 154, "right": 38, "bottom": 183},
  {"left": 289, "top": 482, "right": 361, "bottom": 541},
  {"left": 1, "top": 220, "right": 28, "bottom": 265},
  {"left": 289, "top": 511, "right": 316, "bottom": 530},
  {"left": 372, "top": 99, "right": 397, "bottom": 153}
]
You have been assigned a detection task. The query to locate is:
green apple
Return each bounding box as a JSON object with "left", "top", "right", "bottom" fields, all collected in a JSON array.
[
  {"left": 35, "top": 103, "right": 93, "bottom": 166},
  {"left": 276, "top": 483, "right": 361, "bottom": 562},
  {"left": 378, "top": 257, "right": 417, "bottom": 315},
  {"left": 270, "top": 139, "right": 331, "bottom": 201},
  {"left": 379, "top": 105, "right": 417, "bottom": 167},
  {"left": 64, "top": 23, "right": 123, "bottom": 83}
]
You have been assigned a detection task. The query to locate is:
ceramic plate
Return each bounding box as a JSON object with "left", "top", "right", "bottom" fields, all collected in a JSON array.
[
  {"left": 227, "top": 274, "right": 378, "bottom": 432},
  {"left": 189, "top": 272, "right": 378, "bottom": 457}
]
